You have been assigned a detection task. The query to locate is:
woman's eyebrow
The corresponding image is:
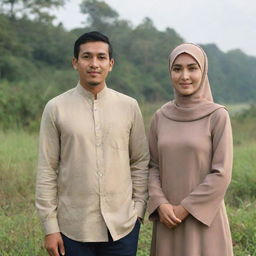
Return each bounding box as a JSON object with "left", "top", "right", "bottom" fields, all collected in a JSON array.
[
  {"left": 172, "top": 63, "right": 198, "bottom": 67},
  {"left": 187, "top": 63, "right": 199, "bottom": 66}
]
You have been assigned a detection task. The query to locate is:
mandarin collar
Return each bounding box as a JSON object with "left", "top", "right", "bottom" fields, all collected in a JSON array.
[{"left": 76, "top": 82, "right": 108, "bottom": 100}]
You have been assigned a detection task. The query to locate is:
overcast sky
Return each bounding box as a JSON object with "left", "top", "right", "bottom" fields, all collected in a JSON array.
[{"left": 52, "top": 0, "right": 256, "bottom": 56}]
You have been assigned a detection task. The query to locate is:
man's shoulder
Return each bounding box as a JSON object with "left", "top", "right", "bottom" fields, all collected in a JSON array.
[
  {"left": 107, "top": 88, "right": 137, "bottom": 105},
  {"left": 47, "top": 87, "right": 77, "bottom": 106}
]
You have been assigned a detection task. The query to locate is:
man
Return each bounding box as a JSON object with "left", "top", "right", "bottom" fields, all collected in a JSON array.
[{"left": 35, "top": 31, "right": 149, "bottom": 256}]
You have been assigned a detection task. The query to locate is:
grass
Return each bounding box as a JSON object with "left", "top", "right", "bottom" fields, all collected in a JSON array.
[
  {"left": 0, "top": 104, "right": 256, "bottom": 255},
  {"left": 137, "top": 216, "right": 152, "bottom": 256},
  {"left": 225, "top": 103, "right": 250, "bottom": 115},
  {"left": 0, "top": 131, "right": 45, "bottom": 255},
  {"left": 226, "top": 142, "right": 256, "bottom": 207},
  {"left": 228, "top": 202, "right": 256, "bottom": 256}
]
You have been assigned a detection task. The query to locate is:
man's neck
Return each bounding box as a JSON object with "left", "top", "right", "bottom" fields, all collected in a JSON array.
[{"left": 80, "top": 83, "right": 105, "bottom": 99}]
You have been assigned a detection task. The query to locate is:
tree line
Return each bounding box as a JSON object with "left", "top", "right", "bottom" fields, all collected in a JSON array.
[{"left": 0, "top": 0, "right": 256, "bottom": 130}]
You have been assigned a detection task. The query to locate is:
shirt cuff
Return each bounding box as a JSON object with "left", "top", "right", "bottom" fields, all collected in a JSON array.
[
  {"left": 134, "top": 201, "right": 147, "bottom": 219},
  {"left": 43, "top": 218, "right": 60, "bottom": 235}
]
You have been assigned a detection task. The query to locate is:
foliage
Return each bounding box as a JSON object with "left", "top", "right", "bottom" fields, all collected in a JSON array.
[
  {"left": 0, "top": 69, "right": 77, "bottom": 130},
  {"left": 80, "top": 0, "right": 118, "bottom": 30},
  {"left": 235, "top": 104, "right": 256, "bottom": 119},
  {"left": 231, "top": 104, "right": 256, "bottom": 145},
  {"left": 205, "top": 44, "right": 256, "bottom": 102},
  {"left": 0, "top": 0, "right": 67, "bottom": 22},
  {"left": 0, "top": 0, "right": 256, "bottom": 130}
]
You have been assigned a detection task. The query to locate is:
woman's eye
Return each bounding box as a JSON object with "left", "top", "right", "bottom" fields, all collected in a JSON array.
[{"left": 189, "top": 66, "right": 198, "bottom": 71}]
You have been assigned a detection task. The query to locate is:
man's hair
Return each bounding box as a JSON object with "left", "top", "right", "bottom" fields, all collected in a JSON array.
[{"left": 73, "top": 31, "right": 113, "bottom": 59}]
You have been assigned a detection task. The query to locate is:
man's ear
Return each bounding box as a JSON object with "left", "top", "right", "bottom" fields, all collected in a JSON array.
[
  {"left": 109, "top": 58, "right": 114, "bottom": 72},
  {"left": 72, "top": 57, "right": 78, "bottom": 70}
]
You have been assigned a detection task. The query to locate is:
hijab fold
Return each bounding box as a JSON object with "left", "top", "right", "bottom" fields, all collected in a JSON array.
[{"left": 161, "top": 43, "right": 224, "bottom": 122}]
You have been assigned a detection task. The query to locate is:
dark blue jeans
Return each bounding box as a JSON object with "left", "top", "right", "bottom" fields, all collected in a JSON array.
[{"left": 61, "top": 220, "right": 141, "bottom": 256}]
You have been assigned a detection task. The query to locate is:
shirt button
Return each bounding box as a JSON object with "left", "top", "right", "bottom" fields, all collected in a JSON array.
[{"left": 98, "top": 172, "right": 103, "bottom": 177}]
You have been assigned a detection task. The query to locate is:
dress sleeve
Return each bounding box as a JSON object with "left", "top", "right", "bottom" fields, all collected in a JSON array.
[
  {"left": 129, "top": 100, "right": 150, "bottom": 219},
  {"left": 35, "top": 101, "right": 60, "bottom": 235},
  {"left": 181, "top": 108, "right": 233, "bottom": 226},
  {"left": 148, "top": 113, "right": 169, "bottom": 220}
]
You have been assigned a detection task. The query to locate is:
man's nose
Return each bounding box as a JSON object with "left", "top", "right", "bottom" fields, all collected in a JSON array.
[{"left": 90, "top": 57, "right": 99, "bottom": 67}]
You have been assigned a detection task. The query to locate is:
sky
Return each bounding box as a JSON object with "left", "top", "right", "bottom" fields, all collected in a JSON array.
[{"left": 52, "top": 0, "right": 256, "bottom": 57}]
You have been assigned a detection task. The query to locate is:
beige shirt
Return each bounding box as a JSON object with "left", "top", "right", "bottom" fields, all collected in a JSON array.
[{"left": 36, "top": 84, "right": 149, "bottom": 242}]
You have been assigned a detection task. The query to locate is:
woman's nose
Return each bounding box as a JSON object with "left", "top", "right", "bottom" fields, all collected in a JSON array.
[{"left": 181, "top": 69, "right": 189, "bottom": 80}]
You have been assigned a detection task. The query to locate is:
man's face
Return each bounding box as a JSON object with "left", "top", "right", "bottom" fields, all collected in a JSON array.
[{"left": 72, "top": 41, "right": 114, "bottom": 89}]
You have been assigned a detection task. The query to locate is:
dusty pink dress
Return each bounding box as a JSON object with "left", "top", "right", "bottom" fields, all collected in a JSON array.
[{"left": 148, "top": 44, "right": 233, "bottom": 256}]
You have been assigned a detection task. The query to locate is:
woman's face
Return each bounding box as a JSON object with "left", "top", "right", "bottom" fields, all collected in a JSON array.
[{"left": 170, "top": 53, "right": 202, "bottom": 96}]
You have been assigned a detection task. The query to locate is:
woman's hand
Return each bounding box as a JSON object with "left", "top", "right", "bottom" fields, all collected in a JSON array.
[
  {"left": 173, "top": 205, "right": 189, "bottom": 221},
  {"left": 157, "top": 203, "right": 182, "bottom": 228}
]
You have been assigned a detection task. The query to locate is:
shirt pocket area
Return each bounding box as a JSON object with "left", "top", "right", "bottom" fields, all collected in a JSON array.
[{"left": 104, "top": 123, "right": 130, "bottom": 151}]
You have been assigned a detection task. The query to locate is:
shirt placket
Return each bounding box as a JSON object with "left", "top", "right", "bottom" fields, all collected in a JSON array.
[{"left": 93, "top": 99, "right": 104, "bottom": 195}]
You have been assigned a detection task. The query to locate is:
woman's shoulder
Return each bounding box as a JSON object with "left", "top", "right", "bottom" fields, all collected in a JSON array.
[
  {"left": 153, "top": 101, "right": 174, "bottom": 119},
  {"left": 209, "top": 106, "right": 231, "bottom": 128},
  {"left": 210, "top": 106, "right": 229, "bottom": 119}
]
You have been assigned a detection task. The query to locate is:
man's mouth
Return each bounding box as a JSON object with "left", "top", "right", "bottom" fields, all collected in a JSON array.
[{"left": 88, "top": 71, "right": 100, "bottom": 75}]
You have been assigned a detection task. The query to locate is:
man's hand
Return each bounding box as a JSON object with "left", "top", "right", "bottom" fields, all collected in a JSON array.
[
  {"left": 45, "top": 232, "right": 65, "bottom": 256},
  {"left": 173, "top": 205, "right": 189, "bottom": 221},
  {"left": 157, "top": 203, "right": 181, "bottom": 228},
  {"left": 137, "top": 217, "right": 143, "bottom": 224}
]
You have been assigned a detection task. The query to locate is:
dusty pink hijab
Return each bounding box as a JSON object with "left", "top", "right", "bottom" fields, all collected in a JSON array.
[{"left": 161, "top": 43, "right": 224, "bottom": 121}]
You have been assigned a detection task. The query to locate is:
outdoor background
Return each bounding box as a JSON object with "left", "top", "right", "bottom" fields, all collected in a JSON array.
[{"left": 0, "top": 0, "right": 255, "bottom": 255}]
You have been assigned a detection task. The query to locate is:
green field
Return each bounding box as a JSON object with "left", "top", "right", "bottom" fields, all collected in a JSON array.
[{"left": 0, "top": 104, "right": 256, "bottom": 256}]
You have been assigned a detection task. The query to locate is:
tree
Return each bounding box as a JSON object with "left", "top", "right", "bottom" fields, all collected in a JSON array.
[
  {"left": 80, "top": 0, "right": 118, "bottom": 30},
  {"left": 0, "top": 0, "right": 67, "bottom": 22},
  {"left": 0, "top": 0, "right": 20, "bottom": 19}
]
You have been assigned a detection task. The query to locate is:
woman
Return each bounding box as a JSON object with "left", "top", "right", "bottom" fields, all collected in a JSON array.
[{"left": 148, "top": 43, "right": 233, "bottom": 256}]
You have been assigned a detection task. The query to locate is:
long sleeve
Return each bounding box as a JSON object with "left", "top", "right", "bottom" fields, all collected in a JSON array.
[
  {"left": 147, "top": 113, "right": 169, "bottom": 219},
  {"left": 181, "top": 108, "right": 233, "bottom": 226},
  {"left": 35, "top": 101, "right": 60, "bottom": 235},
  {"left": 129, "top": 100, "right": 149, "bottom": 219}
]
